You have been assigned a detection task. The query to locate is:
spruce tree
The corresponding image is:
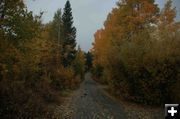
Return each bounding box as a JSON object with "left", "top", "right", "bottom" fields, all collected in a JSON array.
[{"left": 62, "top": 0, "right": 76, "bottom": 67}]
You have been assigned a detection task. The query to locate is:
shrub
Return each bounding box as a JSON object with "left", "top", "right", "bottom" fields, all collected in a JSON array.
[
  {"left": 92, "top": 64, "right": 103, "bottom": 78},
  {"left": 51, "top": 66, "right": 80, "bottom": 90},
  {"left": 0, "top": 80, "right": 48, "bottom": 119}
]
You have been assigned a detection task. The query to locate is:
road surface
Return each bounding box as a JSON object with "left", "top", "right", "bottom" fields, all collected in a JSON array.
[{"left": 57, "top": 73, "right": 127, "bottom": 119}]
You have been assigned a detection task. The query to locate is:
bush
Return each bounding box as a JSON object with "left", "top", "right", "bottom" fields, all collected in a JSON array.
[
  {"left": 92, "top": 0, "right": 180, "bottom": 105},
  {"left": 51, "top": 66, "right": 80, "bottom": 90},
  {"left": 92, "top": 64, "right": 103, "bottom": 78},
  {"left": 0, "top": 80, "right": 49, "bottom": 119}
]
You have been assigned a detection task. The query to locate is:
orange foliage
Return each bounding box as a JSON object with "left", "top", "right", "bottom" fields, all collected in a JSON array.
[{"left": 92, "top": 0, "right": 180, "bottom": 105}]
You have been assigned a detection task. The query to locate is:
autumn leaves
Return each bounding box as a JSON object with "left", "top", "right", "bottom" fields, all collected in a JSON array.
[
  {"left": 0, "top": 0, "right": 85, "bottom": 118},
  {"left": 92, "top": 0, "right": 180, "bottom": 105}
]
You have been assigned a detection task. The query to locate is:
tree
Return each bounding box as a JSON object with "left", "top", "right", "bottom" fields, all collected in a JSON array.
[
  {"left": 49, "top": 9, "right": 63, "bottom": 42},
  {"left": 0, "top": 1, "right": 52, "bottom": 118},
  {"left": 159, "top": 0, "right": 176, "bottom": 26},
  {"left": 85, "top": 52, "right": 93, "bottom": 71},
  {"left": 0, "top": 0, "right": 82, "bottom": 118},
  {"left": 49, "top": 9, "right": 63, "bottom": 66},
  {"left": 62, "top": 0, "right": 76, "bottom": 67},
  {"left": 0, "top": 0, "right": 41, "bottom": 46},
  {"left": 73, "top": 46, "right": 85, "bottom": 79},
  {"left": 92, "top": 0, "right": 180, "bottom": 105}
]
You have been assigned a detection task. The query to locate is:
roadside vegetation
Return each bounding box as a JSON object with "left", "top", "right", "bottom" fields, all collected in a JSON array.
[
  {"left": 92, "top": 0, "right": 180, "bottom": 105},
  {"left": 0, "top": 0, "right": 85, "bottom": 118},
  {"left": 1, "top": 0, "right": 179, "bottom": 118}
]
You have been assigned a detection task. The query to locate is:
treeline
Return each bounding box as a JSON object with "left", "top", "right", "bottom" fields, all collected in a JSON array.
[
  {"left": 0, "top": 0, "right": 85, "bottom": 118},
  {"left": 92, "top": 0, "right": 180, "bottom": 105}
]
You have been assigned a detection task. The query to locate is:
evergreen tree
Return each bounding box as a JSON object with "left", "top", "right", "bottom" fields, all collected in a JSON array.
[
  {"left": 62, "top": 0, "right": 76, "bottom": 67},
  {"left": 85, "top": 52, "right": 93, "bottom": 71}
]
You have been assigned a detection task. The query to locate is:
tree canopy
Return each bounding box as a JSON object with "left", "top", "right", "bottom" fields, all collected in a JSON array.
[{"left": 92, "top": 0, "right": 180, "bottom": 105}]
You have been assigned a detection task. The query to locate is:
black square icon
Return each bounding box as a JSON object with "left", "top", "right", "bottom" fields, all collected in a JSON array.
[{"left": 165, "top": 104, "right": 180, "bottom": 119}]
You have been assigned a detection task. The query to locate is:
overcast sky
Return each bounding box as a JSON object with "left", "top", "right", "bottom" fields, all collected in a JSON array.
[{"left": 24, "top": 0, "right": 180, "bottom": 52}]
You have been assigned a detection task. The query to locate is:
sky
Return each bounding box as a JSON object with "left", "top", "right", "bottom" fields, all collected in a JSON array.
[{"left": 24, "top": 0, "right": 180, "bottom": 52}]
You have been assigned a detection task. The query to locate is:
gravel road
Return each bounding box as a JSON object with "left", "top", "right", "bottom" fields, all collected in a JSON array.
[{"left": 56, "top": 73, "right": 127, "bottom": 119}]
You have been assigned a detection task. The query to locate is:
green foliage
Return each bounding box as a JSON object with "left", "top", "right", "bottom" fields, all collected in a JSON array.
[
  {"left": 0, "top": 0, "right": 41, "bottom": 45},
  {"left": 0, "top": 0, "right": 81, "bottom": 118},
  {"left": 92, "top": 64, "right": 103, "bottom": 78},
  {"left": 85, "top": 51, "right": 93, "bottom": 71},
  {"left": 49, "top": 9, "right": 63, "bottom": 42},
  {"left": 48, "top": 2, "right": 83, "bottom": 90},
  {"left": 62, "top": 0, "right": 77, "bottom": 67},
  {"left": 73, "top": 47, "right": 85, "bottom": 79},
  {"left": 48, "top": 9, "right": 63, "bottom": 68}
]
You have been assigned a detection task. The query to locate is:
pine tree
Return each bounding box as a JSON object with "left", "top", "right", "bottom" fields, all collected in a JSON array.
[
  {"left": 85, "top": 52, "right": 93, "bottom": 71},
  {"left": 62, "top": 0, "right": 76, "bottom": 67}
]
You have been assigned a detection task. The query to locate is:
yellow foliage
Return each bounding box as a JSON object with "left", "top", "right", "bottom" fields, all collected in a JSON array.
[{"left": 92, "top": 0, "right": 180, "bottom": 105}]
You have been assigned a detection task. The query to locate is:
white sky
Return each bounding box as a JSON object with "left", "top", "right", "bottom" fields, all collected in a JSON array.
[{"left": 25, "top": 0, "right": 180, "bottom": 52}]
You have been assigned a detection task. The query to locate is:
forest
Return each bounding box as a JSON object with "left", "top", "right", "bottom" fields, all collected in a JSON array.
[
  {"left": 0, "top": 0, "right": 86, "bottom": 118},
  {"left": 92, "top": 0, "right": 180, "bottom": 105},
  {"left": 0, "top": 0, "right": 180, "bottom": 119}
]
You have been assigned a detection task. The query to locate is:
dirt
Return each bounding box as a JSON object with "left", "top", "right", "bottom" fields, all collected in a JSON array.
[
  {"left": 53, "top": 73, "right": 164, "bottom": 119},
  {"left": 53, "top": 73, "right": 127, "bottom": 119}
]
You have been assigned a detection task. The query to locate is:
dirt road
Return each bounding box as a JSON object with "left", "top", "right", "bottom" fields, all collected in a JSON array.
[{"left": 56, "top": 73, "right": 127, "bottom": 119}]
